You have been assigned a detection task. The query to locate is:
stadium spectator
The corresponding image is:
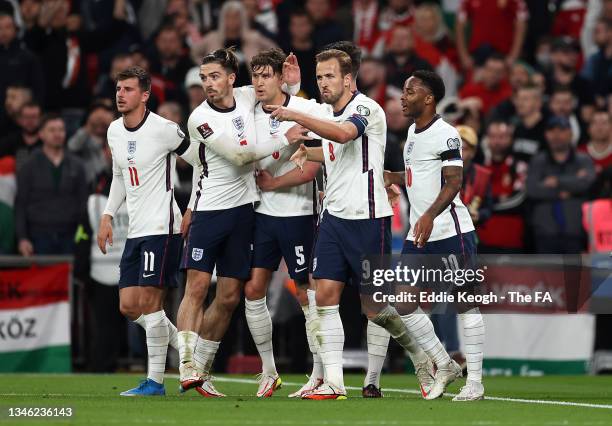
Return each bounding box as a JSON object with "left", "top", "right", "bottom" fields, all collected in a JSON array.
[
  {"left": 1, "top": 85, "right": 33, "bottom": 136},
  {"left": 148, "top": 24, "right": 194, "bottom": 102},
  {"left": 490, "top": 61, "right": 534, "bottom": 121},
  {"left": 191, "top": 1, "right": 277, "bottom": 87},
  {"left": 0, "top": 101, "right": 42, "bottom": 172},
  {"left": 383, "top": 25, "right": 433, "bottom": 89},
  {"left": 165, "top": 0, "right": 204, "bottom": 48},
  {"left": 581, "top": 17, "right": 612, "bottom": 107},
  {"left": 19, "top": 0, "right": 41, "bottom": 31},
  {"left": 15, "top": 114, "right": 87, "bottom": 256},
  {"left": 378, "top": 0, "right": 414, "bottom": 31},
  {"left": 511, "top": 83, "right": 548, "bottom": 164},
  {"left": 67, "top": 103, "right": 115, "bottom": 186},
  {"left": 305, "top": 0, "right": 346, "bottom": 49},
  {"left": 412, "top": 2, "right": 459, "bottom": 96},
  {"left": 352, "top": 0, "right": 382, "bottom": 55},
  {"left": 458, "top": 125, "right": 493, "bottom": 226},
  {"left": 551, "top": 0, "right": 587, "bottom": 41},
  {"left": 95, "top": 52, "right": 135, "bottom": 102},
  {"left": 0, "top": 12, "right": 44, "bottom": 108},
  {"left": 459, "top": 54, "right": 513, "bottom": 117},
  {"left": 579, "top": 110, "right": 612, "bottom": 173},
  {"left": 280, "top": 9, "right": 318, "bottom": 99},
  {"left": 478, "top": 120, "right": 528, "bottom": 253},
  {"left": 23, "top": 0, "right": 131, "bottom": 110},
  {"left": 184, "top": 66, "right": 205, "bottom": 113},
  {"left": 548, "top": 86, "right": 585, "bottom": 146},
  {"left": 356, "top": 57, "right": 400, "bottom": 107},
  {"left": 455, "top": 0, "right": 529, "bottom": 70},
  {"left": 545, "top": 37, "right": 596, "bottom": 119},
  {"left": 242, "top": 0, "right": 278, "bottom": 41},
  {"left": 526, "top": 116, "right": 596, "bottom": 254}
]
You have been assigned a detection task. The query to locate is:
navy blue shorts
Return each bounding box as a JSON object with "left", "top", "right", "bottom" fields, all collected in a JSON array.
[
  {"left": 252, "top": 213, "right": 316, "bottom": 283},
  {"left": 401, "top": 231, "right": 478, "bottom": 289},
  {"left": 182, "top": 203, "right": 255, "bottom": 281},
  {"left": 312, "top": 210, "right": 391, "bottom": 287},
  {"left": 119, "top": 234, "right": 183, "bottom": 289}
]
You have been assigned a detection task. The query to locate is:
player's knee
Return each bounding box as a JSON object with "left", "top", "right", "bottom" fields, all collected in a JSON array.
[
  {"left": 244, "top": 281, "right": 265, "bottom": 301},
  {"left": 119, "top": 300, "right": 140, "bottom": 320},
  {"left": 218, "top": 290, "right": 241, "bottom": 312}
]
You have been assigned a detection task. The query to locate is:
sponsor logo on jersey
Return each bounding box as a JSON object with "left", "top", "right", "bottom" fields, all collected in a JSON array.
[
  {"left": 447, "top": 137, "right": 461, "bottom": 150},
  {"left": 176, "top": 125, "right": 185, "bottom": 139},
  {"left": 269, "top": 116, "right": 281, "bottom": 134},
  {"left": 192, "top": 248, "right": 203, "bottom": 261},
  {"left": 128, "top": 141, "right": 137, "bottom": 155},
  {"left": 356, "top": 105, "right": 371, "bottom": 116},
  {"left": 197, "top": 123, "right": 214, "bottom": 139},
  {"left": 232, "top": 116, "right": 245, "bottom": 132}
]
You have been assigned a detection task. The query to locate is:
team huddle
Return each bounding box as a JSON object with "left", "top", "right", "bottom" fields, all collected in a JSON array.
[{"left": 97, "top": 41, "right": 486, "bottom": 402}]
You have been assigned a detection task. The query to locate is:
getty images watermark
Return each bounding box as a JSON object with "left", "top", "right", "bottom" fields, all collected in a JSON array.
[{"left": 358, "top": 254, "right": 612, "bottom": 314}]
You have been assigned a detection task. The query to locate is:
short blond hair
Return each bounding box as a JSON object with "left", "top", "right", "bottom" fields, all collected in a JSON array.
[{"left": 315, "top": 49, "right": 353, "bottom": 77}]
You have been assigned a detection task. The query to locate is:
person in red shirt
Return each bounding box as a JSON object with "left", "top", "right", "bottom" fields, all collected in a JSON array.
[
  {"left": 459, "top": 54, "right": 513, "bottom": 117},
  {"left": 478, "top": 120, "right": 528, "bottom": 253},
  {"left": 456, "top": 0, "right": 529, "bottom": 70},
  {"left": 579, "top": 110, "right": 612, "bottom": 173}
]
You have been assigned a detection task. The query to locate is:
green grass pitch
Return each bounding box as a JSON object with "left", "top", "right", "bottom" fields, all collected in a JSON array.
[{"left": 1, "top": 374, "right": 611, "bottom": 425}]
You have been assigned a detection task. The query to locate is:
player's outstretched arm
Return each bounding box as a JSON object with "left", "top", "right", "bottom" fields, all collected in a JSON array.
[
  {"left": 256, "top": 160, "right": 319, "bottom": 191},
  {"left": 268, "top": 106, "right": 358, "bottom": 144},
  {"left": 412, "top": 165, "right": 463, "bottom": 248}
]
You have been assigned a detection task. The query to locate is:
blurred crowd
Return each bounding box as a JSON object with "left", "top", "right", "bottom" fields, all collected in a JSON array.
[{"left": 0, "top": 0, "right": 611, "bottom": 260}]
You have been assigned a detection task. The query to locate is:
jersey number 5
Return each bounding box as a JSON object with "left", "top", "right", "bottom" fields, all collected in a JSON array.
[{"left": 129, "top": 167, "right": 140, "bottom": 186}]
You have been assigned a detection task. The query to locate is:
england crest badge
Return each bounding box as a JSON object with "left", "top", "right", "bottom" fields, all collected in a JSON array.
[
  {"left": 192, "top": 248, "right": 203, "bottom": 261},
  {"left": 127, "top": 141, "right": 137, "bottom": 155}
]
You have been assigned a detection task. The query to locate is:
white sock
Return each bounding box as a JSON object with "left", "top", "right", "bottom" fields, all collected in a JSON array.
[
  {"left": 245, "top": 297, "right": 276, "bottom": 376},
  {"left": 401, "top": 307, "right": 451, "bottom": 367},
  {"left": 461, "top": 308, "right": 485, "bottom": 383},
  {"left": 194, "top": 338, "right": 220, "bottom": 375},
  {"left": 164, "top": 311, "right": 178, "bottom": 351},
  {"left": 372, "top": 306, "right": 428, "bottom": 367},
  {"left": 316, "top": 305, "right": 344, "bottom": 391},
  {"left": 306, "top": 289, "right": 324, "bottom": 379},
  {"left": 365, "top": 321, "right": 389, "bottom": 388},
  {"left": 135, "top": 313, "right": 178, "bottom": 352},
  {"left": 134, "top": 314, "right": 146, "bottom": 328},
  {"left": 302, "top": 304, "right": 324, "bottom": 380},
  {"left": 144, "top": 310, "right": 169, "bottom": 384},
  {"left": 177, "top": 330, "right": 199, "bottom": 365}
]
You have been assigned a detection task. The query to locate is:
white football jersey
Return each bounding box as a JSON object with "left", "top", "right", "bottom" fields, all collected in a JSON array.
[
  {"left": 187, "top": 87, "right": 259, "bottom": 211},
  {"left": 403, "top": 115, "right": 475, "bottom": 242},
  {"left": 106, "top": 110, "right": 184, "bottom": 238},
  {"left": 255, "top": 95, "right": 320, "bottom": 217},
  {"left": 321, "top": 92, "right": 393, "bottom": 220}
]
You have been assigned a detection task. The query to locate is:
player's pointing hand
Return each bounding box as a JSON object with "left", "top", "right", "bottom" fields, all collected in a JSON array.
[{"left": 268, "top": 105, "right": 298, "bottom": 122}]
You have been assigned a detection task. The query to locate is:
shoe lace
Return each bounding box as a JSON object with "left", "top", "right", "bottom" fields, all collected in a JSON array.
[
  {"left": 415, "top": 363, "right": 433, "bottom": 383},
  {"left": 137, "top": 379, "right": 149, "bottom": 390}
]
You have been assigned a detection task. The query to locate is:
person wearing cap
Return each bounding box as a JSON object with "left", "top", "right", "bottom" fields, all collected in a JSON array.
[
  {"left": 184, "top": 66, "right": 205, "bottom": 113},
  {"left": 458, "top": 125, "right": 493, "bottom": 226},
  {"left": 546, "top": 36, "right": 596, "bottom": 120},
  {"left": 525, "top": 115, "right": 596, "bottom": 253}
]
